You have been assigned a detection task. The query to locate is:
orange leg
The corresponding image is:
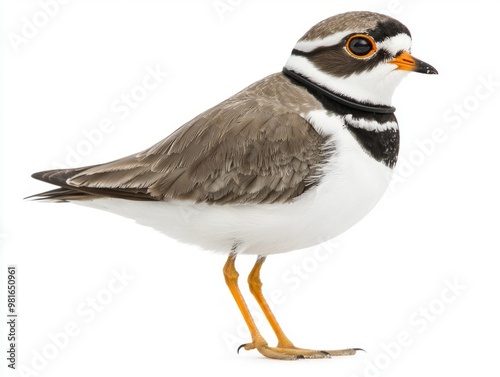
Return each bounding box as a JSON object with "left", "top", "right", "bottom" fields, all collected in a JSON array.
[
  {"left": 223, "top": 254, "right": 362, "bottom": 360},
  {"left": 223, "top": 254, "right": 266, "bottom": 347},
  {"left": 247, "top": 256, "right": 294, "bottom": 349}
]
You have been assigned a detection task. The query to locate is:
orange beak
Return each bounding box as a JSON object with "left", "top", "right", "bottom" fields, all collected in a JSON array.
[{"left": 390, "top": 51, "right": 438, "bottom": 74}]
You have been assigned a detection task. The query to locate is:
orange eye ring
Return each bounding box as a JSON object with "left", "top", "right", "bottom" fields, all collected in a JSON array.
[{"left": 345, "top": 34, "right": 377, "bottom": 58}]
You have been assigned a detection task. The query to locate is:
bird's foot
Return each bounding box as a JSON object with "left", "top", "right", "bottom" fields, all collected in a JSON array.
[{"left": 238, "top": 341, "right": 363, "bottom": 360}]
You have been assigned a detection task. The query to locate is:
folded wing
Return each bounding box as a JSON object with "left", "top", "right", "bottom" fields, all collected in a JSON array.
[{"left": 31, "top": 98, "right": 331, "bottom": 204}]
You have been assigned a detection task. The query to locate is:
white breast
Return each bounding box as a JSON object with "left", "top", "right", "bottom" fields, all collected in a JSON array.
[{"left": 77, "top": 110, "right": 395, "bottom": 256}]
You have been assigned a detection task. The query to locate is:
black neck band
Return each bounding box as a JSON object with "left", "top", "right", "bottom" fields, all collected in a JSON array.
[{"left": 282, "top": 68, "right": 396, "bottom": 114}]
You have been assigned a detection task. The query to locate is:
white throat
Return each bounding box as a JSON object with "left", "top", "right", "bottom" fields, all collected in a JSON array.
[{"left": 284, "top": 54, "right": 409, "bottom": 106}]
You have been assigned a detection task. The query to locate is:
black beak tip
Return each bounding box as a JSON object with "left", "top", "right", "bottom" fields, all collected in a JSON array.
[
  {"left": 418, "top": 61, "right": 438, "bottom": 75},
  {"left": 413, "top": 56, "right": 438, "bottom": 75},
  {"left": 426, "top": 65, "right": 439, "bottom": 75}
]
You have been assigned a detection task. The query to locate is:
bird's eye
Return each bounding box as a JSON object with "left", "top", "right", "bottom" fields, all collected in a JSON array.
[{"left": 346, "top": 35, "right": 376, "bottom": 58}]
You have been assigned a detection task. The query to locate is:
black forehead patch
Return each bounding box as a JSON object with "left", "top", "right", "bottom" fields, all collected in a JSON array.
[{"left": 368, "top": 19, "right": 411, "bottom": 42}]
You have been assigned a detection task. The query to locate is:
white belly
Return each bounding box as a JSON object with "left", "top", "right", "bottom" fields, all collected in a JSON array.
[{"left": 77, "top": 110, "right": 394, "bottom": 255}]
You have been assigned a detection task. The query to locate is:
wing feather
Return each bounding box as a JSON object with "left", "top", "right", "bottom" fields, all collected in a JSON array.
[{"left": 31, "top": 96, "right": 332, "bottom": 204}]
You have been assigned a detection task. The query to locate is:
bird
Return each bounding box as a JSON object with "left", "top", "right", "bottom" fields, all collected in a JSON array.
[{"left": 29, "top": 11, "right": 437, "bottom": 360}]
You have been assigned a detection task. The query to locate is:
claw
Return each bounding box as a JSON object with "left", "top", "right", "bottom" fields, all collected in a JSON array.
[
  {"left": 296, "top": 355, "right": 305, "bottom": 359},
  {"left": 352, "top": 348, "right": 366, "bottom": 353},
  {"left": 237, "top": 343, "right": 247, "bottom": 354}
]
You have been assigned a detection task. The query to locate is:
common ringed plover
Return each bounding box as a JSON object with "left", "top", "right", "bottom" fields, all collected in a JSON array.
[{"left": 30, "top": 11, "right": 437, "bottom": 360}]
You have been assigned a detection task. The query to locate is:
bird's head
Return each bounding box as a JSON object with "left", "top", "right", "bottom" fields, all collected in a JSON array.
[{"left": 284, "top": 11, "right": 437, "bottom": 107}]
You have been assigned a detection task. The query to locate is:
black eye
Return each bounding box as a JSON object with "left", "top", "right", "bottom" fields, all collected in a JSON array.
[{"left": 346, "top": 35, "right": 376, "bottom": 58}]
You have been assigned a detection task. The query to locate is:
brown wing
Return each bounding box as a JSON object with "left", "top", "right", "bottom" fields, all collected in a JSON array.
[{"left": 31, "top": 98, "right": 331, "bottom": 204}]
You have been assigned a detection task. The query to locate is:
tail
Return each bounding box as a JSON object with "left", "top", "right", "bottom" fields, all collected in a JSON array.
[
  {"left": 28, "top": 167, "right": 155, "bottom": 202},
  {"left": 28, "top": 168, "right": 100, "bottom": 202}
]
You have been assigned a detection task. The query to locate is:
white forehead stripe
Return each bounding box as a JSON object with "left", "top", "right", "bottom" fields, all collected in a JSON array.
[
  {"left": 294, "top": 30, "right": 355, "bottom": 52},
  {"left": 378, "top": 33, "right": 412, "bottom": 55}
]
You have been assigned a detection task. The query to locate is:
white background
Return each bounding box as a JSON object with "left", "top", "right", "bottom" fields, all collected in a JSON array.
[{"left": 1, "top": 1, "right": 499, "bottom": 376}]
